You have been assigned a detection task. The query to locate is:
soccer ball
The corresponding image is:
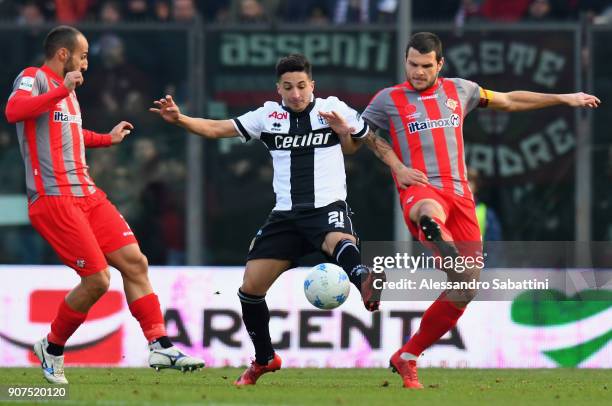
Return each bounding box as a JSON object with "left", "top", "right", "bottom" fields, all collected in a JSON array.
[{"left": 304, "top": 263, "right": 350, "bottom": 309}]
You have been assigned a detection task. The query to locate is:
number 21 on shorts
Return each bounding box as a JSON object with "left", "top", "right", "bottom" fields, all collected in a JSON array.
[{"left": 328, "top": 211, "right": 345, "bottom": 228}]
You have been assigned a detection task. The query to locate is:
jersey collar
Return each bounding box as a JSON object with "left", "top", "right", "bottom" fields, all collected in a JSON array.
[
  {"left": 41, "top": 64, "right": 64, "bottom": 84},
  {"left": 282, "top": 94, "right": 315, "bottom": 117}
]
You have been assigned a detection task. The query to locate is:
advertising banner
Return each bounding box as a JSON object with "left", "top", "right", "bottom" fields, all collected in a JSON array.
[
  {"left": 1, "top": 266, "right": 610, "bottom": 368},
  {"left": 204, "top": 29, "right": 396, "bottom": 112}
]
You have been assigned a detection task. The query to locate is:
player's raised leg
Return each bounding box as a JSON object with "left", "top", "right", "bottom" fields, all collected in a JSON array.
[
  {"left": 235, "top": 258, "right": 289, "bottom": 386},
  {"left": 321, "top": 232, "right": 385, "bottom": 312},
  {"left": 389, "top": 192, "right": 480, "bottom": 389},
  {"left": 106, "top": 243, "right": 205, "bottom": 372}
]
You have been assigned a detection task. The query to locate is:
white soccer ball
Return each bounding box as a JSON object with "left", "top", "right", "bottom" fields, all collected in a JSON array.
[{"left": 304, "top": 263, "right": 350, "bottom": 309}]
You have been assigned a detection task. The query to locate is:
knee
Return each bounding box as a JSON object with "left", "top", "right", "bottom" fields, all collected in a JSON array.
[
  {"left": 459, "top": 288, "right": 478, "bottom": 303},
  {"left": 84, "top": 269, "right": 111, "bottom": 298},
  {"left": 417, "top": 205, "right": 437, "bottom": 220},
  {"left": 240, "top": 271, "right": 269, "bottom": 296},
  {"left": 323, "top": 233, "right": 356, "bottom": 257},
  {"left": 240, "top": 280, "right": 266, "bottom": 297},
  {"left": 446, "top": 286, "right": 478, "bottom": 306},
  {"left": 414, "top": 202, "right": 445, "bottom": 223}
]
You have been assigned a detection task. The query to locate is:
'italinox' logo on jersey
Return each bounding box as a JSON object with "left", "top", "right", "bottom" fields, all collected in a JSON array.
[
  {"left": 274, "top": 132, "right": 332, "bottom": 149},
  {"left": 408, "top": 114, "right": 460, "bottom": 134},
  {"left": 53, "top": 111, "right": 82, "bottom": 125}
]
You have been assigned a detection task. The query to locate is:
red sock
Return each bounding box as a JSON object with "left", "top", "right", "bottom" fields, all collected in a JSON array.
[
  {"left": 47, "top": 300, "right": 87, "bottom": 346},
  {"left": 402, "top": 296, "right": 465, "bottom": 356},
  {"left": 128, "top": 293, "right": 167, "bottom": 342}
]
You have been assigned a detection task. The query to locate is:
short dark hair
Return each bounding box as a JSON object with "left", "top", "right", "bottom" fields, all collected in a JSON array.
[
  {"left": 43, "top": 25, "right": 82, "bottom": 59},
  {"left": 406, "top": 32, "right": 443, "bottom": 62},
  {"left": 275, "top": 54, "right": 312, "bottom": 80}
]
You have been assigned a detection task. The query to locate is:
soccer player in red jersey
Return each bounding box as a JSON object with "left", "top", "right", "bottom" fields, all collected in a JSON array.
[
  {"left": 322, "top": 31, "right": 600, "bottom": 389},
  {"left": 5, "top": 26, "right": 204, "bottom": 384}
]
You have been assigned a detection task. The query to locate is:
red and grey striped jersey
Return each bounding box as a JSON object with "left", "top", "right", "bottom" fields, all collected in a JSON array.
[
  {"left": 362, "top": 77, "right": 486, "bottom": 200},
  {"left": 5, "top": 65, "right": 111, "bottom": 203}
]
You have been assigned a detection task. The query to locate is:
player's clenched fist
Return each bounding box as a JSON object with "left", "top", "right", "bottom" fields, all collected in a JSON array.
[
  {"left": 149, "top": 95, "right": 181, "bottom": 123},
  {"left": 63, "top": 71, "right": 83, "bottom": 91}
]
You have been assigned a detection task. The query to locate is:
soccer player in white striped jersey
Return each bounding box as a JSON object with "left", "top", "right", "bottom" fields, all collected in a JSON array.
[{"left": 151, "top": 54, "right": 385, "bottom": 385}]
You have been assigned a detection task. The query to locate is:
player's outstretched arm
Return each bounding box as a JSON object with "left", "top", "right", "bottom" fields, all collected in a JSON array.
[
  {"left": 487, "top": 90, "right": 601, "bottom": 112},
  {"left": 364, "top": 129, "right": 428, "bottom": 188},
  {"left": 149, "top": 95, "right": 239, "bottom": 139},
  {"left": 319, "top": 110, "right": 363, "bottom": 155}
]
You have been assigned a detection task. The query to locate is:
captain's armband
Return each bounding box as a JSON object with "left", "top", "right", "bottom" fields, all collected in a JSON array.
[{"left": 479, "top": 88, "right": 493, "bottom": 108}]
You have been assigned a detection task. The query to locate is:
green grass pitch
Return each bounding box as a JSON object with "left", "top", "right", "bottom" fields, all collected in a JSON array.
[{"left": 1, "top": 367, "right": 611, "bottom": 405}]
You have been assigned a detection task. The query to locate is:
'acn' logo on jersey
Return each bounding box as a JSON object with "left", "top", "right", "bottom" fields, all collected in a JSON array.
[
  {"left": 408, "top": 113, "right": 460, "bottom": 134},
  {"left": 268, "top": 111, "right": 288, "bottom": 120}
]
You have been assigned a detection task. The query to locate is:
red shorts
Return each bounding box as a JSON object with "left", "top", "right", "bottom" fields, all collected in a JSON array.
[
  {"left": 400, "top": 185, "right": 482, "bottom": 254},
  {"left": 28, "top": 189, "right": 138, "bottom": 276}
]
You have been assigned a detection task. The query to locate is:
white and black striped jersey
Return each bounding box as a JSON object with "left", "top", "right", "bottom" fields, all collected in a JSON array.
[{"left": 232, "top": 96, "right": 368, "bottom": 211}]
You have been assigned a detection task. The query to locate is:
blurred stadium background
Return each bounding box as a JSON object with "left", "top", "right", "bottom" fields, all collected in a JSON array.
[{"left": 1, "top": 0, "right": 611, "bottom": 383}]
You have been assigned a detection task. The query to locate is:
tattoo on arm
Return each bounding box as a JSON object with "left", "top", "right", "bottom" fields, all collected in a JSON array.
[{"left": 365, "top": 129, "right": 392, "bottom": 160}]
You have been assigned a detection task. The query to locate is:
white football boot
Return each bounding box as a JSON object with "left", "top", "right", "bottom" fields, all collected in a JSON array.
[
  {"left": 33, "top": 337, "right": 68, "bottom": 384},
  {"left": 148, "top": 346, "right": 205, "bottom": 372}
]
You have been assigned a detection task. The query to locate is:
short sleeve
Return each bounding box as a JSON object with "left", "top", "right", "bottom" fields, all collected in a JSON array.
[
  {"left": 332, "top": 99, "right": 369, "bottom": 139},
  {"left": 9, "top": 68, "right": 42, "bottom": 99},
  {"left": 232, "top": 106, "right": 266, "bottom": 142},
  {"left": 361, "top": 89, "right": 390, "bottom": 132},
  {"left": 457, "top": 78, "right": 482, "bottom": 115}
]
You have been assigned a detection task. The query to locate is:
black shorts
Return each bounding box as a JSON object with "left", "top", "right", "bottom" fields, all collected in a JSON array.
[{"left": 247, "top": 200, "right": 358, "bottom": 264}]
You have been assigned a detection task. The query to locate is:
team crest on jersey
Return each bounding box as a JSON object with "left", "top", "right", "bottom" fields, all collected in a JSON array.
[
  {"left": 76, "top": 258, "right": 86, "bottom": 268},
  {"left": 404, "top": 104, "right": 421, "bottom": 120},
  {"left": 445, "top": 98, "right": 458, "bottom": 111},
  {"left": 404, "top": 104, "right": 417, "bottom": 115},
  {"left": 318, "top": 114, "right": 327, "bottom": 125}
]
